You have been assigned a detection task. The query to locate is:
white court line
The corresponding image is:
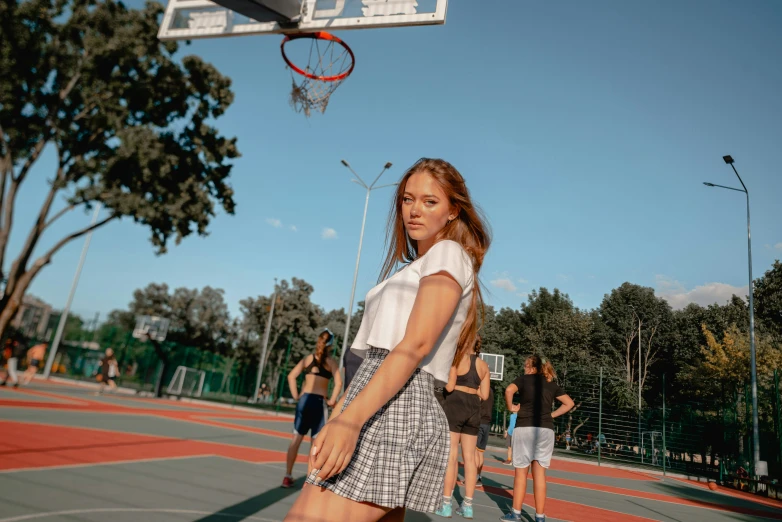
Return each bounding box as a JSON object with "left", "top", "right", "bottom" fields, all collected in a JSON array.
[
  {"left": 0, "top": 454, "right": 211, "bottom": 474},
  {"left": 0, "top": 508, "right": 280, "bottom": 522}
]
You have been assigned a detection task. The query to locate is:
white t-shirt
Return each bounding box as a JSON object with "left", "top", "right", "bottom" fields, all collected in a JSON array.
[{"left": 350, "top": 240, "right": 475, "bottom": 382}]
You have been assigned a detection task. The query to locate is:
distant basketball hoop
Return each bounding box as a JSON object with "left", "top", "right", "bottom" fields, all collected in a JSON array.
[
  {"left": 480, "top": 353, "right": 505, "bottom": 381},
  {"left": 281, "top": 32, "right": 355, "bottom": 117},
  {"left": 133, "top": 315, "right": 171, "bottom": 343}
]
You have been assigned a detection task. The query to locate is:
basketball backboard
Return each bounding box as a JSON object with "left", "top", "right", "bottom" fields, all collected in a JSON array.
[
  {"left": 158, "top": 0, "right": 448, "bottom": 41},
  {"left": 480, "top": 353, "right": 505, "bottom": 381},
  {"left": 133, "top": 315, "right": 171, "bottom": 343}
]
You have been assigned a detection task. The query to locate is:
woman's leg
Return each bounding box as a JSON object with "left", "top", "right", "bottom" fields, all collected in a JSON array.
[
  {"left": 531, "top": 461, "right": 547, "bottom": 515},
  {"left": 511, "top": 465, "right": 529, "bottom": 512},
  {"left": 285, "top": 484, "right": 391, "bottom": 522},
  {"left": 442, "top": 431, "right": 461, "bottom": 498},
  {"left": 287, "top": 433, "right": 305, "bottom": 476},
  {"left": 460, "top": 433, "right": 479, "bottom": 499}
]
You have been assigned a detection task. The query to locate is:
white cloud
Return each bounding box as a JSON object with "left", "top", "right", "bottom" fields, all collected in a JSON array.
[
  {"left": 517, "top": 292, "right": 529, "bottom": 299},
  {"left": 290, "top": 225, "right": 298, "bottom": 232},
  {"left": 517, "top": 278, "right": 529, "bottom": 284},
  {"left": 266, "top": 218, "right": 282, "bottom": 228},
  {"left": 655, "top": 275, "right": 747, "bottom": 310},
  {"left": 490, "top": 278, "right": 517, "bottom": 292},
  {"left": 775, "top": 242, "right": 782, "bottom": 250},
  {"left": 557, "top": 274, "right": 570, "bottom": 282},
  {"left": 322, "top": 228, "right": 338, "bottom": 240}
]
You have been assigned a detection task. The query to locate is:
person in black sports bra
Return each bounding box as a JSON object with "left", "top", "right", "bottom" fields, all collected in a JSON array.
[
  {"left": 437, "top": 338, "right": 490, "bottom": 518},
  {"left": 281, "top": 328, "right": 342, "bottom": 488}
]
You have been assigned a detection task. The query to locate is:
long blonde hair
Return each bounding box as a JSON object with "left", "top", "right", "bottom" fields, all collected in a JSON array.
[
  {"left": 379, "top": 158, "right": 492, "bottom": 368},
  {"left": 526, "top": 354, "right": 557, "bottom": 382}
]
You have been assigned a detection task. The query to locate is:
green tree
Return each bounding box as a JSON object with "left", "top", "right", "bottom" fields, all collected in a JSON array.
[
  {"left": 0, "top": 0, "right": 238, "bottom": 336},
  {"left": 127, "top": 282, "right": 233, "bottom": 395},
  {"left": 598, "top": 283, "right": 674, "bottom": 408},
  {"left": 238, "top": 278, "right": 321, "bottom": 393},
  {"left": 755, "top": 260, "right": 782, "bottom": 339}
]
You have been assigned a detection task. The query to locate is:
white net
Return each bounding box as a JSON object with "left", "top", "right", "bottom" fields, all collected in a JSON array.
[
  {"left": 285, "top": 33, "right": 354, "bottom": 117},
  {"left": 167, "top": 366, "right": 206, "bottom": 397}
]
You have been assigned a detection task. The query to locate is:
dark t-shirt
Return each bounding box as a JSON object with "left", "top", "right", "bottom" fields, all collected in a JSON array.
[
  {"left": 480, "top": 387, "right": 494, "bottom": 424},
  {"left": 512, "top": 374, "right": 566, "bottom": 431},
  {"left": 12, "top": 341, "right": 28, "bottom": 359}
]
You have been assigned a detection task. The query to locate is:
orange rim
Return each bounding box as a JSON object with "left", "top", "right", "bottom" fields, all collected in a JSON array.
[{"left": 281, "top": 31, "right": 356, "bottom": 82}]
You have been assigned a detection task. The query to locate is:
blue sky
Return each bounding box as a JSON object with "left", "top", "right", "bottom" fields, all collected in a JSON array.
[{"left": 11, "top": 0, "right": 782, "bottom": 323}]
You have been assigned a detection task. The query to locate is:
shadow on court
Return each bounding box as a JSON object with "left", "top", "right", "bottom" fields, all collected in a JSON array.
[
  {"left": 193, "top": 476, "right": 435, "bottom": 522},
  {"left": 193, "top": 476, "right": 307, "bottom": 521}
]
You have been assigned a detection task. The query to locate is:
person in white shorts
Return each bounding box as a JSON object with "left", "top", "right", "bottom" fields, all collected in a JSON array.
[{"left": 500, "top": 356, "right": 574, "bottom": 522}]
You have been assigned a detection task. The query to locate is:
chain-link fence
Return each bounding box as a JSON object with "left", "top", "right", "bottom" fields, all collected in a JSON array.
[{"left": 7, "top": 326, "right": 782, "bottom": 492}]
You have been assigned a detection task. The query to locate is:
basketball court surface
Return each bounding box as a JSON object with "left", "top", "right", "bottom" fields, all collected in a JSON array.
[{"left": 2, "top": 379, "right": 781, "bottom": 522}]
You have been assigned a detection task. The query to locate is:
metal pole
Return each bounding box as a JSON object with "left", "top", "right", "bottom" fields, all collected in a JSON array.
[
  {"left": 638, "top": 318, "right": 642, "bottom": 461},
  {"left": 43, "top": 204, "right": 102, "bottom": 379},
  {"left": 708, "top": 157, "right": 760, "bottom": 474},
  {"left": 254, "top": 287, "right": 277, "bottom": 402},
  {"left": 598, "top": 366, "right": 603, "bottom": 467},
  {"left": 339, "top": 187, "right": 370, "bottom": 371},
  {"left": 276, "top": 333, "right": 294, "bottom": 414},
  {"left": 742, "top": 186, "right": 761, "bottom": 474},
  {"left": 663, "top": 373, "right": 667, "bottom": 478},
  {"left": 337, "top": 161, "right": 394, "bottom": 373}
]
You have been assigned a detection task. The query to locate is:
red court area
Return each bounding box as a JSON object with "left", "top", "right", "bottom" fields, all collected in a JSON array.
[
  {"left": 0, "top": 420, "right": 306, "bottom": 472},
  {"left": 1, "top": 382, "right": 781, "bottom": 522}
]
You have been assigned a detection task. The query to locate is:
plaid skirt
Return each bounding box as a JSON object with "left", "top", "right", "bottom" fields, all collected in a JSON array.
[{"left": 306, "top": 348, "right": 449, "bottom": 513}]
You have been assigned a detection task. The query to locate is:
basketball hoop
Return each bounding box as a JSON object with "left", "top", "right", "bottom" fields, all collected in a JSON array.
[{"left": 281, "top": 32, "right": 355, "bottom": 117}]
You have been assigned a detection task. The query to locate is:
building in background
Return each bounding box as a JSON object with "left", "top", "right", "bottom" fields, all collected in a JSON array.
[{"left": 12, "top": 294, "right": 53, "bottom": 341}]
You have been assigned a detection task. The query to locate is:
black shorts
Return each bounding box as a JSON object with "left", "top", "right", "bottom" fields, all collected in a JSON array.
[
  {"left": 476, "top": 423, "right": 490, "bottom": 451},
  {"left": 442, "top": 390, "right": 481, "bottom": 436},
  {"left": 434, "top": 386, "right": 446, "bottom": 409}
]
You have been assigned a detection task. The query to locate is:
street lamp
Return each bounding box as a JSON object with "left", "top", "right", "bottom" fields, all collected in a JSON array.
[
  {"left": 703, "top": 154, "right": 763, "bottom": 477},
  {"left": 338, "top": 160, "right": 396, "bottom": 371}
]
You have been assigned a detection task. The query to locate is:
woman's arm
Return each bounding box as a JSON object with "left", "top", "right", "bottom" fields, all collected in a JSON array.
[
  {"left": 327, "top": 357, "right": 342, "bottom": 407},
  {"left": 552, "top": 393, "right": 575, "bottom": 419},
  {"left": 287, "top": 357, "right": 307, "bottom": 401},
  {"left": 504, "top": 383, "right": 519, "bottom": 412},
  {"left": 445, "top": 365, "right": 458, "bottom": 393},
  {"left": 311, "top": 271, "right": 463, "bottom": 479},
  {"left": 477, "top": 358, "right": 490, "bottom": 401}
]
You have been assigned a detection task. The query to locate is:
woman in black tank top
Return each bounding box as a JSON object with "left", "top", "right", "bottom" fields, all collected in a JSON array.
[
  {"left": 281, "top": 328, "right": 342, "bottom": 488},
  {"left": 436, "top": 338, "right": 490, "bottom": 518}
]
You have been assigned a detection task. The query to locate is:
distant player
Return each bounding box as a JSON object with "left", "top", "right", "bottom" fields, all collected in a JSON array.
[
  {"left": 1, "top": 335, "right": 27, "bottom": 388},
  {"left": 21, "top": 343, "right": 47, "bottom": 385},
  {"left": 282, "top": 328, "right": 342, "bottom": 488},
  {"left": 500, "top": 356, "right": 575, "bottom": 522}
]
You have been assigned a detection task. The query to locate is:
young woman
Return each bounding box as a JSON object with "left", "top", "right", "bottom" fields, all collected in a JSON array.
[
  {"left": 282, "top": 328, "right": 342, "bottom": 488},
  {"left": 285, "top": 158, "right": 490, "bottom": 522},
  {"left": 437, "top": 337, "right": 490, "bottom": 518},
  {"left": 96, "top": 348, "right": 119, "bottom": 394},
  {"left": 501, "top": 356, "right": 575, "bottom": 522}
]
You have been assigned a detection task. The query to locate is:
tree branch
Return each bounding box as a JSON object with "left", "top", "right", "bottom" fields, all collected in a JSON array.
[
  {"left": 44, "top": 204, "right": 76, "bottom": 229},
  {"left": 13, "top": 136, "right": 48, "bottom": 184},
  {"left": 32, "top": 213, "right": 117, "bottom": 272}
]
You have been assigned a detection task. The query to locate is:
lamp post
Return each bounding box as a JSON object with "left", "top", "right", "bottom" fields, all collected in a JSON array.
[
  {"left": 338, "top": 160, "right": 396, "bottom": 370},
  {"left": 703, "top": 154, "right": 762, "bottom": 477},
  {"left": 43, "top": 203, "right": 103, "bottom": 379}
]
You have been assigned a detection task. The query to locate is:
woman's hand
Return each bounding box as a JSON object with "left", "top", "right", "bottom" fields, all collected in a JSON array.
[
  {"left": 310, "top": 412, "right": 361, "bottom": 481},
  {"left": 326, "top": 398, "right": 336, "bottom": 408},
  {"left": 510, "top": 403, "right": 520, "bottom": 413}
]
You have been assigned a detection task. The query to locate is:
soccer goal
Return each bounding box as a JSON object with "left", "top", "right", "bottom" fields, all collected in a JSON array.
[{"left": 167, "top": 366, "right": 206, "bottom": 397}]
